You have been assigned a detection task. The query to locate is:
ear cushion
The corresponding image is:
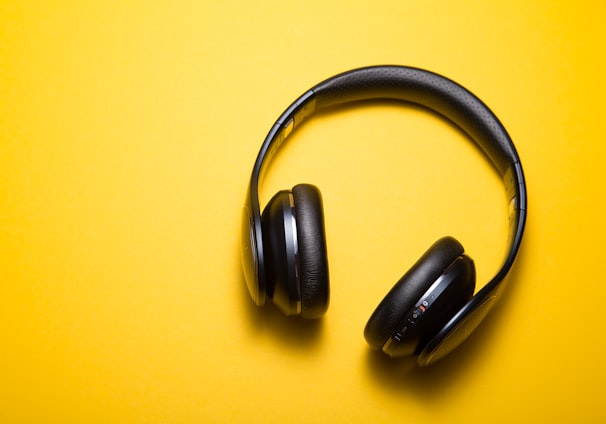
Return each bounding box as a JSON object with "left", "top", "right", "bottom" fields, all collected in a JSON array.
[
  {"left": 292, "top": 184, "right": 329, "bottom": 319},
  {"left": 364, "top": 237, "right": 465, "bottom": 349}
]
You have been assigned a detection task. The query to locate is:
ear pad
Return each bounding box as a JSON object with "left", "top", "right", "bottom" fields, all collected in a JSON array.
[
  {"left": 261, "top": 184, "right": 329, "bottom": 318},
  {"left": 292, "top": 184, "right": 329, "bottom": 319},
  {"left": 364, "top": 237, "right": 475, "bottom": 357}
]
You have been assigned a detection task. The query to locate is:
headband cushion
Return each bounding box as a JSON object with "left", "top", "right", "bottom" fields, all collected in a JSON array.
[
  {"left": 312, "top": 65, "right": 517, "bottom": 175},
  {"left": 292, "top": 184, "right": 330, "bottom": 319},
  {"left": 364, "top": 237, "right": 464, "bottom": 349}
]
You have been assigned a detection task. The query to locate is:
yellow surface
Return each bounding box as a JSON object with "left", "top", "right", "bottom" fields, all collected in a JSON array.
[{"left": 1, "top": 1, "right": 604, "bottom": 422}]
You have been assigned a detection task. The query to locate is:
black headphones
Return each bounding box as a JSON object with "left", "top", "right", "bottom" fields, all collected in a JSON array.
[{"left": 241, "top": 65, "right": 527, "bottom": 366}]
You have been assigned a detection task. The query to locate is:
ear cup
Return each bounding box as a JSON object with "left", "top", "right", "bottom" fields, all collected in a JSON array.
[
  {"left": 292, "top": 184, "right": 329, "bottom": 319},
  {"left": 261, "top": 184, "right": 329, "bottom": 318},
  {"left": 364, "top": 237, "right": 475, "bottom": 355},
  {"left": 261, "top": 190, "right": 300, "bottom": 316}
]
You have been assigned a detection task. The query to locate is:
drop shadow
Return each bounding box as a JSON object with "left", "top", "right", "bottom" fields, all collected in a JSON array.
[
  {"left": 363, "top": 239, "right": 530, "bottom": 398},
  {"left": 234, "top": 243, "right": 325, "bottom": 351}
]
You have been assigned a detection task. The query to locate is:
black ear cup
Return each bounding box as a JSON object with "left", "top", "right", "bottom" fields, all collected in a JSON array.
[
  {"left": 364, "top": 237, "right": 476, "bottom": 357},
  {"left": 261, "top": 189, "right": 297, "bottom": 315},
  {"left": 261, "top": 184, "right": 329, "bottom": 318}
]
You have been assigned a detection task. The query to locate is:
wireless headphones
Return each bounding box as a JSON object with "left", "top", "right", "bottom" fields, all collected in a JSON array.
[{"left": 241, "top": 65, "right": 527, "bottom": 366}]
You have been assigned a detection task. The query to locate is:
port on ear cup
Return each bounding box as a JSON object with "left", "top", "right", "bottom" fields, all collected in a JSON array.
[
  {"left": 292, "top": 184, "right": 329, "bottom": 319},
  {"left": 364, "top": 237, "right": 475, "bottom": 356},
  {"left": 261, "top": 184, "right": 329, "bottom": 318}
]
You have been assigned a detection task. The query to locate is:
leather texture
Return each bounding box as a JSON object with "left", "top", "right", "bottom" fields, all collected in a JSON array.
[
  {"left": 364, "top": 236, "right": 465, "bottom": 349},
  {"left": 312, "top": 66, "right": 516, "bottom": 175},
  {"left": 292, "top": 184, "right": 330, "bottom": 319}
]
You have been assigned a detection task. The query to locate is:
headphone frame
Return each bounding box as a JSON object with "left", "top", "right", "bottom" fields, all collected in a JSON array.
[{"left": 241, "top": 65, "right": 527, "bottom": 366}]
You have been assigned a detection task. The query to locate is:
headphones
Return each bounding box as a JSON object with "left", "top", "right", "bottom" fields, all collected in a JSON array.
[{"left": 241, "top": 65, "right": 527, "bottom": 366}]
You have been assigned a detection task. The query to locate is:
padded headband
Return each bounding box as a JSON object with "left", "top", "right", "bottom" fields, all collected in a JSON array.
[{"left": 242, "top": 66, "right": 527, "bottom": 317}]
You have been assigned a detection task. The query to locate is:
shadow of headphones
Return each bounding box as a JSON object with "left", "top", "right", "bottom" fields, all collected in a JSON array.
[{"left": 241, "top": 66, "right": 527, "bottom": 366}]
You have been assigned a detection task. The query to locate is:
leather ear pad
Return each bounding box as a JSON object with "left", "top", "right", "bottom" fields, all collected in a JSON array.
[
  {"left": 292, "top": 184, "right": 329, "bottom": 319},
  {"left": 364, "top": 237, "right": 467, "bottom": 349}
]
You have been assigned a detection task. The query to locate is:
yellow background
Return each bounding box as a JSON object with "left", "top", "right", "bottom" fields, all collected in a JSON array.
[{"left": 1, "top": 1, "right": 604, "bottom": 422}]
